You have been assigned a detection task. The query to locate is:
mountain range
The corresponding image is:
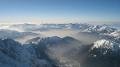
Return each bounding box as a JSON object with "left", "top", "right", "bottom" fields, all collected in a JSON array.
[{"left": 0, "top": 23, "right": 120, "bottom": 67}]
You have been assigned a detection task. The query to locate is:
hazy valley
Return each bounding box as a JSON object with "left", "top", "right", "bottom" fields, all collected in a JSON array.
[{"left": 0, "top": 23, "right": 120, "bottom": 67}]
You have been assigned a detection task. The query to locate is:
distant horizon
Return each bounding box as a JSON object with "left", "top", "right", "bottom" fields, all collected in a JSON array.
[{"left": 0, "top": 21, "right": 120, "bottom": 25}]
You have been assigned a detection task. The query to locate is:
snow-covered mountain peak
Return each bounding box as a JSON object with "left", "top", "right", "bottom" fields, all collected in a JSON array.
[
  {"left": 82, "top": 25, "right": 116, "bottom": 34},
  {"left": 92, "top": 39, "right": 120, "bottom": 51},
  {"left": 92, "top": 39, "right": 113, "bottom": 49},
  {"left": 109, "top": 30, "right": 120, "bottom": 37}
]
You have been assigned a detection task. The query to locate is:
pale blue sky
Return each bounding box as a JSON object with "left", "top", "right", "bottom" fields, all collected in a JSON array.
[{"left": 0, "top": 0, "right": 120, "bottom": 24}]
